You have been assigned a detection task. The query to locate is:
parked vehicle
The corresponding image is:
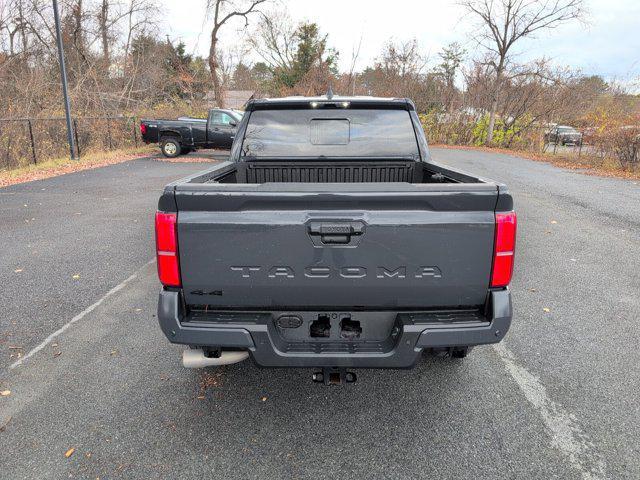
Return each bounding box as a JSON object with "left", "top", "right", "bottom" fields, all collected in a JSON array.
[
  {"left": 140, "top": 109, "right": 243, "bottom": 157},
  {"left": 154, "top": 96, "right": 516, "bottom": 383},
  {"left": 544, "top": 125, "right": 583, "bottom": 146}
]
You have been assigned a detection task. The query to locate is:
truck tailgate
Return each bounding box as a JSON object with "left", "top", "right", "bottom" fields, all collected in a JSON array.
[{"left": 174, "top": 184, "right": 498, "bottom": 309}]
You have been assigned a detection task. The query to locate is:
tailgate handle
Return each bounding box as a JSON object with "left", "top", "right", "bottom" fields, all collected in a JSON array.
[{"left": 308, "top": 222, "right": 364, "bottom": 245}]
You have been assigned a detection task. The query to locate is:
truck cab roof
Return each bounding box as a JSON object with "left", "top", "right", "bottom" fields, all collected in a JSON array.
[{"left": 246, "top": 95, "right": 416, "bottom": 111}]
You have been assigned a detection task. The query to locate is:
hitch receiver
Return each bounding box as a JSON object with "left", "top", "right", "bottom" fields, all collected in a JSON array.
[{"left": 312, "top": 367, "right": 357, "bottom": 385}]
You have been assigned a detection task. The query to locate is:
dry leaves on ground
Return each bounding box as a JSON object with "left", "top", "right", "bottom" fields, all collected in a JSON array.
[{"left": 0, "top": 151, "right": 151, "bottom": 188}]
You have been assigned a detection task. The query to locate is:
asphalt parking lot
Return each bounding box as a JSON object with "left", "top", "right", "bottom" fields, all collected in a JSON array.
[{"left": 1, "top": 149, "right": 639, "bottom": 479}]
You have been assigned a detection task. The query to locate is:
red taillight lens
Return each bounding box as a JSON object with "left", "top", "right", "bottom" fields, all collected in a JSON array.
[
  {"left": 491, "top": 211, "right": 517, "bottom": 288},
  {"left": 155, "top": 212, "right": 181, "bottom": 287},
  {"left": 140, "top": 123, "right": 147, "bottom": 135}
]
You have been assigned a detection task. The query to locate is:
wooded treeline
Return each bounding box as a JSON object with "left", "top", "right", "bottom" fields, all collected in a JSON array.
[{"left": 0, "top": 0, "right": 638, "bottom": 170}]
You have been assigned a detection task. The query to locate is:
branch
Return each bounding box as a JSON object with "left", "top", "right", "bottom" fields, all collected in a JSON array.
[{"left": 215, "top": 0, "right": 267, "bottom": 30}]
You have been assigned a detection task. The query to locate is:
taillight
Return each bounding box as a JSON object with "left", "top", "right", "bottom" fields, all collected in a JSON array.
[
  {"left": 491, "top": 211, "right": 517, "bottom": 288},
  {"left": 140, "top": 123, "right": 147, "bottom": 135},
  {"left": 155, "top": 211, "right": 181, "bottom": 287}
]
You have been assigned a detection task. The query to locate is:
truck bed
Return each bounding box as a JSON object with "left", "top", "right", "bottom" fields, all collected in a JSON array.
[{"left": 179, "top": 159, "right": 485, "bottom": 185}]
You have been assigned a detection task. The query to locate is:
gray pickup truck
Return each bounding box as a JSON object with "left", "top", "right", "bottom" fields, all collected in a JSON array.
[{"left": 155, "top": 96, "right": 516, "bottom": 384}]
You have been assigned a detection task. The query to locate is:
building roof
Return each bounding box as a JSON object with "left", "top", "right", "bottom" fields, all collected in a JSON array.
[{"left": 205, "top": 90, "right": 255, "bottom": 109}]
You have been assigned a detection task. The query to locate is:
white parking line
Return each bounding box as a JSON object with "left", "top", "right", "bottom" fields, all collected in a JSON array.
[
  {"left": 9, "top": 259, "right": 156, "bottom": 370},
  {"left": 493, "top": 343, "right": 607, "bottom": 480}
]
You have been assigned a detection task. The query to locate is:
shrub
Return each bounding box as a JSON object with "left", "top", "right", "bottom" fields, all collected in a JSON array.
[
  {"left": 419, "top": 111, "right": 475, "bottom": 146},
  {"left": 609, "top": 127, "right": 640, "bottom": 171},
  {"left": 471, "top": 114, "right": 537, "bottom": 148}
]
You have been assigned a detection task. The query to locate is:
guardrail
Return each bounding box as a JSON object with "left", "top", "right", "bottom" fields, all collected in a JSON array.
[{"left": 0, "top": 115, "right": 140, "bottom": 169}]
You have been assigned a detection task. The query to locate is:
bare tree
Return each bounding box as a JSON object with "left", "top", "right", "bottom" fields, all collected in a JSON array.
[
  {"left": 247, "top": 9, "right": 296, "bottom": 72},
  {"left": 379, "top": 39, "right": 427, "bottom": 82},
  {"left": 97, "top": 0, "right": 109, "bottom": 63},
  {"left": 346, "top": 35, "right": 363, "bottom": 95},
  {"left": 206, "top": 0, "right": 267, "bottom": 108},
  {"left": 461, "top": 0, "right": 585, "bottom": 144},
  {"left": 364, "top": 39, "right": 436, "bottom": 109}
]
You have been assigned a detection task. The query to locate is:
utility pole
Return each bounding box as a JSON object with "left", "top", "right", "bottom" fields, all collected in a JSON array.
[{"left": 52, "top": 0, "right": 77, "bottom": 160}]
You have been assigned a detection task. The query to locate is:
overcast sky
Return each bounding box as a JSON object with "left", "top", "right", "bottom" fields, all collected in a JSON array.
[{"left": 163, "top": 0, "right": 640, "bottom": 87}]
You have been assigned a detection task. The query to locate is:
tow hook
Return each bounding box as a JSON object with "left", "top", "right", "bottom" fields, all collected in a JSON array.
[{"left": 312, "top": 367, "right": 357, "bottom": 385}]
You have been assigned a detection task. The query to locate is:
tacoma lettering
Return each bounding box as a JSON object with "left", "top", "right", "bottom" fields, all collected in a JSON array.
[{"left": 230, "top": 266, "right": 441, "bottom": 279}]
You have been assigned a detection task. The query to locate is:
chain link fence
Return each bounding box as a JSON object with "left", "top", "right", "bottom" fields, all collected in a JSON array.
[{"left": 0, "top": 116, "right": 140, "bottom": 170}]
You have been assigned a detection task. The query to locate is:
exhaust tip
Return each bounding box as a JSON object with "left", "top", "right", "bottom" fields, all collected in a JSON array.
[{"left": 183, "top": 348, "right": 249, "bottom": 368}]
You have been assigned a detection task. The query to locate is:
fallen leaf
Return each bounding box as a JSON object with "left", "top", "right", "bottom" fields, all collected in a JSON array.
[
  {"left": 0, "top": 416, "right": 11, "bottom": 432},
  {"left": 135, "top": 308, "right": 142, "bottom": 312},
  {"left": 545, "top": 230, "right": 552, "bottom": 234},
  {"left": 528, "top": 288, "right": 537, "bottom": 292},
  {"left": 52, "top": 343, "right": 58, "bottom": 348},
  {"left": 0, "top": 390, "right": 11, "bottom": 397},
  {"left": 64, "top": 448, "right": 75, "bottom": 458},
  {"left": 85, "top": 452, "right": 92, "bottom": 459},
  {"left": 72, "top": 274, "right": 80, "bottom": 279},
  {"left": 14, "top": 269, "right": 23, "bottom": 273},
  {"left": 53, "top": 351, "right": 62, "bottom": 357},
  {"left": 543, "top": 307, "right": 551, "bottom": 313},
  {"left": 110, "top": 350, "right": 117, "bottom": 356},
  {"left": 197, "top": 395, "right": 205, "bottom": 400},
  {"left": 261, "top": 396, "right": 267, "bottom": 402},
  {"left": 550, "top": 220, "right": 558, "bottom": 224}
]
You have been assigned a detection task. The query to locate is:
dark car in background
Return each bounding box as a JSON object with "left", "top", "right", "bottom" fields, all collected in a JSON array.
[
  {"left": 544, "top": 125, "right": 583, "bottom": 146},
  {"left": 140, "top": 109, "right": 243, "bottom": 157}
]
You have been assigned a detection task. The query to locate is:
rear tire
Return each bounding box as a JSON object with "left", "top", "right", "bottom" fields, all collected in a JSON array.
[{"left": 160, "top": 137, "right": 181, "bottom": 158}]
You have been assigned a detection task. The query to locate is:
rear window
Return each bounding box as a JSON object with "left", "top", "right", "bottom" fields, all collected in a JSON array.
[{"left": 241, "top": 109, "right": 419, "bottom": 158}]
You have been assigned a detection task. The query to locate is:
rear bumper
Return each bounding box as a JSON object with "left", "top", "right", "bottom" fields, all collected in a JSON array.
[{"left": 157, "top": 290, "right": 512, "bottom": 368}]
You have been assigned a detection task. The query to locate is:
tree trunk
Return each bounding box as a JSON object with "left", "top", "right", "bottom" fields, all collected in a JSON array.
[
  {"left": 486, "top": 95, "right": 498, "bottom": 144},
  {"left": 485, "top": 63, "right": 504, "bottom": 145},
  {"left": 208, "top": 30, "right": 224, "bottom": 108},
  {"left": 99, "top": 0, "right": 109, "bottom": 64}
]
